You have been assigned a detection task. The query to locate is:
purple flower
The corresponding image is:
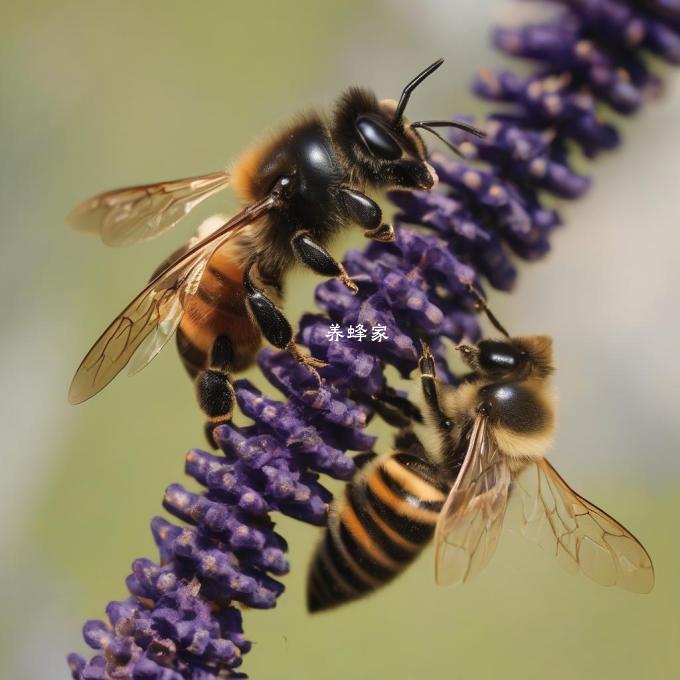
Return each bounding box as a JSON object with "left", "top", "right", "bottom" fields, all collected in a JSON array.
[{"left": 69, "top": 2, "right": 680, "bottom": 677}]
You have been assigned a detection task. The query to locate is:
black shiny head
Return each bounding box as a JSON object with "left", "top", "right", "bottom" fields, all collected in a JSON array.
[
  {"left": 477, "top": 339, "right": 527, "bottom": 375},
  {"left": 332, "top": 85, "right": 434, "bottom": 190},
  {"left": 459, "top": 284, "right": 553, "bottom": 379},
  {"left": 459, "top": 335, "right": 554, "bottom": 380},
  {"left": 331, "top": 59, "right": 451, "bottom": 190},
  {"left": 331, "top": 58, "right": 485, "bottom": 189}
]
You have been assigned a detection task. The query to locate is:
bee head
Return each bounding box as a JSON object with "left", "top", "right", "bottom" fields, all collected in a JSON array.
[
  {"left": 458, "top": 335, "right": 554, "bottom": 380},
  {"left": 334, "top": 58, "right": 480, "bottom": 191},
  {"left": 331, "top": 86, "right": 435, "bottom": 190},
  {"left": 333, "top": 59, "right": 485, "bottom": 190}
]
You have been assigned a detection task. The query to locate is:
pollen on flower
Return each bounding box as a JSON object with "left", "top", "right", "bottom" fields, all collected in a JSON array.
[
  {"left": 544, "top": 93, "right": 562, "bottom": 114},
  {"left": 463, "top": 170, "right": 482, "bottom": 189},
  {"left": 203, "top": 554, "right": 218, "bottom": 570},
  {"left": 530, "top": 158, "right": 547, "bottom": 177},
  {"left": 458, "top": 140, "right": 477, "bottom": 157}
]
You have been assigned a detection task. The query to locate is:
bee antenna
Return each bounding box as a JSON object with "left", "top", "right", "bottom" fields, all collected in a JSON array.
[
  {"left": 411, "top": 119, "right": 486, "bottom": 139},
  {"left": 410, "top": 122, "right": 465, "bottom": 159},
  {"left": 465, "top": 282, "right": 510, "bottom": 338},
  {"left": 392, "top": 58, "right": 445, "bottom": 125}
]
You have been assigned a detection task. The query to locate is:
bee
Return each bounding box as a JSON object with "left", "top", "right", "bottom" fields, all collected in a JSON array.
[
  {"left": 307, "top": 288, "right": 654, "bottom": 612},
  {"left": 67, "top": 58, "right": 484, "bottom": 445}
]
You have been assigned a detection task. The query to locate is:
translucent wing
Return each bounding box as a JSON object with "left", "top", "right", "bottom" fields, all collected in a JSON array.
[
  {"left": 125, "top": 277, "right": 196, "bottom": 377},
  {"left": 434, "top": 414, "right": 512, "bottom": 585},
  {"left": 67, "top": 171, "right": 231, "bottom": 246},
  {"left": 514, "top": 459, "right": 655, "bottom": 593},
  {"left": 68, "top": 195, "right": 276, "bottom": 404}
]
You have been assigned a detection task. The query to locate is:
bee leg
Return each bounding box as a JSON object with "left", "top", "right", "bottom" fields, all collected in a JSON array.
[
  {"left": 393, "top": 428, "right": 427, "bottom": 459},
  {"left": 353, "top": 450, "right": 378, "bottom": 470},
  {"left": 340, "top": 188, "right": 395, "bottom": 242},
  {"left": 418, "top": 342, "right": 453, "bottom": 433},
  {"left": 286, "top": 341, "right": 328, "bottom": 382},
  {"left": 244, "top": 262, "right": 327, "bottom": 382},
  {"left": 197, "top": 335, "right": 236, "bottom": 448},
  {"left": 291, "top": 231, "right": 358, "bottom": 293},
  {"left": 372, "top": 387, "right": 423, "bottom": 428}
]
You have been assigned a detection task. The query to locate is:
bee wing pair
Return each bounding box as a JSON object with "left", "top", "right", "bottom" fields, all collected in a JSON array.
[
  {"left": 435, "top": 414, "right": 655, "bottom": 593},
  {"left": 67, "top": 172, "right": 274, "bottom": 405}
]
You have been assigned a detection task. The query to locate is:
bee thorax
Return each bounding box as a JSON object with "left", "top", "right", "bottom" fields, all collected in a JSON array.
[
  {"left": 478, "top": 382, "right": 548, "bottom": 430},
  {"left": 479, "top": 381, "right": 556, "bottom": 460}
]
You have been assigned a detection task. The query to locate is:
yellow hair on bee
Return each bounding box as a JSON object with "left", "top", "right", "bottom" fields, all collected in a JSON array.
[
  {"left": 515, "top": 335, "right": 555, "bottom": 377},
  {"left": 494, "top": 381, "right": 557, "bottom": 459},
  {"left": 231, "top": 113, "right": 328, "bottom": 204},
  {"left": 230, "top": 136, "right": 276, "bottom": 204},
  {"left": 493, "top": 425, "right": 555, "bottom": 460}
]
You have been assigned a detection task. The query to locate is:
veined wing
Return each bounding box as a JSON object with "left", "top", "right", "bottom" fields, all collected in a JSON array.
[
  {"left": 68, "top": 194, "right": 276, "bottom": 404},
  {"left": 434, "top": 414, "right": 512, "bottom": 586},
  {"left": 67, "top": 171, "right": 231, "bottom": 246},
  {"left": 515, "top": 459, "right": 654, "bottom": 593}
]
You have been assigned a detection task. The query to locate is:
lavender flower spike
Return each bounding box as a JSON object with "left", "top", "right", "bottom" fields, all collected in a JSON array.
[{"left": 70, "top": 1, "right": 680, "bottom": 677}]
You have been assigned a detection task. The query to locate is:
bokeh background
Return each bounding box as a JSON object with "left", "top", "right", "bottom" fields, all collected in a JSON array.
[{"left": 2, "top": 1, "right": 679, "bottom": 678}]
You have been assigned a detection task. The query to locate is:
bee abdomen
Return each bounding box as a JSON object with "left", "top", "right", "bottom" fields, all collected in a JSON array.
[{"left": 307, "top": 453, "right": 448, "bottom": 612}]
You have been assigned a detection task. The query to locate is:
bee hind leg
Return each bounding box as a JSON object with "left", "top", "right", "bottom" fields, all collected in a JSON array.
[
  {"left": 197, "top": 335, "right": 236, "bottom": 448},
  {"left": 243, "top": 262, "right": 327, "bottom": 383}
]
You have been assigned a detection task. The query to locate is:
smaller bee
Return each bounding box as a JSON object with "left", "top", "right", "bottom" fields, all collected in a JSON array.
[{"left": 307, "top": 289, "right": 654, "bottom": 612}]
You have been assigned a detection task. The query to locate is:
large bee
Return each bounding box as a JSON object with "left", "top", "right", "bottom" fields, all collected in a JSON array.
[
  {"left": 307, "top": 289, "right": 654, "bottom": 611},
  {"left": 68, "top": 59, "right": 483, "bottom": 445}
]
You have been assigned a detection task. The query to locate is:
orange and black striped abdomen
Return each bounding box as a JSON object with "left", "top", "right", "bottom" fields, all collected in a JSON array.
[
  {"left": 307, "top": 452, "right": 449, "bottom": 612},
  {"left": 176, "top": 239, "right": 262, "bottom": 378}
]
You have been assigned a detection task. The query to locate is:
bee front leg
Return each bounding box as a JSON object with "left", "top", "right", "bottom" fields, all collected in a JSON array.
[
  {"left": 291, "top": 230, "right": 358, "bottom": 294},
  {"left": 419, "top": 342, "right": 453, "bottom": 434},
  {"left": 340, "top": 188, "right": 395, "bottom": 242},
  {"left": 244, "top": 261, "right": 327, "bottom": 382}
]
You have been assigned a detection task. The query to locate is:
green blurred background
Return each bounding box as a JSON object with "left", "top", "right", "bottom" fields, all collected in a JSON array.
[{"left": 2, "top": 1, "right": 679, "bottom": 678}]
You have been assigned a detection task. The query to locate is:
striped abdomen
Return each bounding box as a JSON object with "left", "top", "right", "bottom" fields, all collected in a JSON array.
[
  {"left": 176, "top": 240, "right": 262, "bottom": 377},
  {"left": 307, "top": 452, "right": 449, "bottom": 612}
]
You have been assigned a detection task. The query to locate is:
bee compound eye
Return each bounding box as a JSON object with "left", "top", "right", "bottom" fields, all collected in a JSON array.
[{"left": 355, "top": 116, "right": 402, "bottom": 161}]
